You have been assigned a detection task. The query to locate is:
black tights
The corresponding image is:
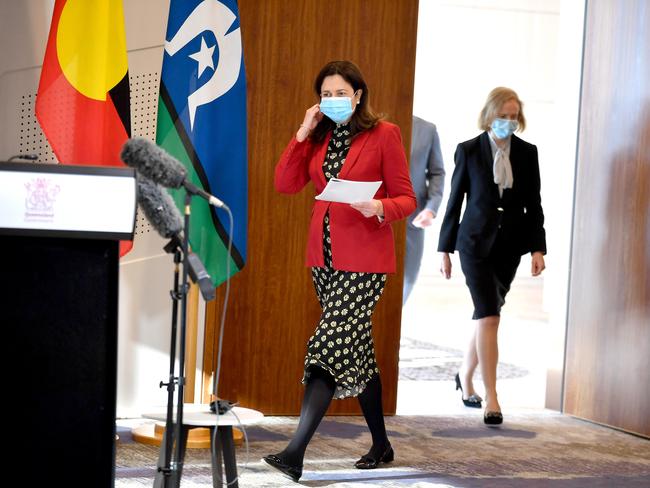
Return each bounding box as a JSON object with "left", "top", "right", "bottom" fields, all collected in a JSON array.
[
  {"left": 357, "top": 373, "right": 390, "bottom": 459},
  {"left": 276, "top": 367, "right": 389, "bottom": 467}
]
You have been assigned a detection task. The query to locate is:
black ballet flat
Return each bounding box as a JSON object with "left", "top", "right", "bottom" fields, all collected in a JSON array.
[
  {"left": 354, "top": 444, "right": 394, "bottom": 469},
  {"left": 484, "top": 410, "right": 504, "bottom": 426},
  {"left": 455, "top": 372, "right": 482, "bottom": 408},
  {"left": 262, "top": 454, "right": 303, "bottom": 482}
]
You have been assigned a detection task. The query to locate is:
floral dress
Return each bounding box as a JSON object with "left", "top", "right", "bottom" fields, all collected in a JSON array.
[{"left": 303, "top": 123, "right": 387, "bottom": 399}]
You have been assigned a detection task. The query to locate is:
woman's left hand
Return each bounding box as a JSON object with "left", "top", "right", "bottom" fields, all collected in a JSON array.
[
  {"left": 350, "top": 199, "right": 384, "bottom": 218},
  {"left": 531, "top": 251, "right": 546, "bottom": 276}
]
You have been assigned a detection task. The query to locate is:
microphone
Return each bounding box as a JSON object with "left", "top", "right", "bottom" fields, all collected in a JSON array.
[
  {"left": 187, "top": 252, "right": 216, "bottom": 301},
  {"left": 136, "top": 175, "right": 216, "bottom": 301},
  {"left": 136, "top": 174, "right": 183, "bottom": 238},
  {"left": 7, "top": 154, "right": 38, "bottom": 162},
  {"left": 121, "top": 137, "right": 227, "bottom": 209}
]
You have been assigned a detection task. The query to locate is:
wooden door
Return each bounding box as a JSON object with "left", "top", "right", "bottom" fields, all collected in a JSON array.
[{"left": 564, "top": 0, "right": 650, "bottom": 437}]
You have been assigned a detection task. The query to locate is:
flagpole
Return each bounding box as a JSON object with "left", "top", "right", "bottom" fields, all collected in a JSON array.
[{"left": 184, "top": 282, "right": 200, "bottom": 403}]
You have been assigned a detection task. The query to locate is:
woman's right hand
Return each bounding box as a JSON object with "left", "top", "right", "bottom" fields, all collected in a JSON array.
[
  {"left": 440, "top": 252, "right": 452, "bottom": 279},
  {"left": 296, "top": 104, "right": 322, "bottom": 142},
  {"left": 302, "top": 104, "right": 322, "bottom": 130}
]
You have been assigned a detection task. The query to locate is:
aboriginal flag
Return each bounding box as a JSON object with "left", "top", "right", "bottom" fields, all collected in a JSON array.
[{"left": 36, "top": 0, "right": 132, "bottom": 255}]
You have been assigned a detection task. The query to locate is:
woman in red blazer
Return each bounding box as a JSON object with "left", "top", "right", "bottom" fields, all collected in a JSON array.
[
  {"left": 264, "top": 61, "right": 415, "bottom": 481},
  {"left": 438, "top": 87, "right": 547, "bottom": 426}
]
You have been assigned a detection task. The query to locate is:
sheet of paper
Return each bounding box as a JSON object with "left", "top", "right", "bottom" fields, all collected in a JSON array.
[{"left": 315, "top": 178, "right": 382, "bottom": 204}]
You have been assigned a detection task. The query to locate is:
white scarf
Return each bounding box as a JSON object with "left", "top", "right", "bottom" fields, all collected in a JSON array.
[{"left": 489, "top": 133, "right": 513, "bottom": 197}]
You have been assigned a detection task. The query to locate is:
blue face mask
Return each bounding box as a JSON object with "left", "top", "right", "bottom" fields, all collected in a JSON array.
[
  {"left": 491, "top": 118, "right": 518, "bottom": 139},
  {"left": 320, "top": 96, "right": 354, "bottom": 124}
]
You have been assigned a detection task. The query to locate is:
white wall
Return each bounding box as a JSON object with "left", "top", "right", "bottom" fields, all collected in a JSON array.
[{"left": 412, "top": 0, "right": 585, "bottom": 410}]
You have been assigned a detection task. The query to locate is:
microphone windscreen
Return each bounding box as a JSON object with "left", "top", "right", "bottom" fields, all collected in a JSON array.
[
  {"left": 136, "top": 175, "right": 183, "bottom": 238},
  {"left": 121, "top": 137, "right": 187, "bottom": 189}
]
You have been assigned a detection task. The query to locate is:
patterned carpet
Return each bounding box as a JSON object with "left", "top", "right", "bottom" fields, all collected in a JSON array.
[
  {"left": 116, "top": 411, "right": 650, "bottom": 487},
  {"left": 398, "top": 337, "right": 529, "bottom": 381}
]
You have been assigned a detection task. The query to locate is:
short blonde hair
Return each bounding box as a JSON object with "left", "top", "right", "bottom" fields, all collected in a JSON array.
[{"left": 478, "top": 87, "right": 526, "bottom": 132}]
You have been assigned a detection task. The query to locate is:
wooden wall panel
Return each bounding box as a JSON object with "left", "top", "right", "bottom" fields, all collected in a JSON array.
[
  {"left": 202, "top": 0, "right": 419, "bottom": 415},
  {"left": 564, "top": 0, "right": 650, "bottom": 436}
]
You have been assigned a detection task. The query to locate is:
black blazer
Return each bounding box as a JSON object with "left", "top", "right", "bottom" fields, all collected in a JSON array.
[{"left": 438, "top": 132, "right": 546, "bottom": 258}]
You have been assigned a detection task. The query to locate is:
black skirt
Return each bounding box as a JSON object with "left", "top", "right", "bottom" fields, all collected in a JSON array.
[
  {"left": 305, "top": 214, "right": 387, "bottom": 399},
  {"left": 459, "top": 242, "right": 521, "bottom": 320}
]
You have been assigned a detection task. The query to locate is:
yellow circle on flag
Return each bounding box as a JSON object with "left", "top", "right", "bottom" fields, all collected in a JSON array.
[{"left": 56, "top": 0, "right": 128, "bottom": 101}]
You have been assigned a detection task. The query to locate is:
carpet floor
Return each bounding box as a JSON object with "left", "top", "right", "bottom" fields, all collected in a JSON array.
[{"left": 116, "top": 411, "right": 650, "bottom": 487}]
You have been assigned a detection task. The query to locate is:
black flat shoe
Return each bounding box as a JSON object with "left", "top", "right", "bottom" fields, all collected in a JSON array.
[
  {"left": 455, "top": 372, "right": 482, "bottom": 408},
  {"left": 262, "top": 454, "right": 303, "bottom": 482},
  {"left": 484, "top": 410, "right": 503, "bottom": 426},
  {"left": 354, "top": 444, "right": 394, "bottom": 469}
]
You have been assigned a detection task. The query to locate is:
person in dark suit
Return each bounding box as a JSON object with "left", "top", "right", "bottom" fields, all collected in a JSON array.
[
  {"left": 438, "top": 87, "right": 546, "bottom": 425},
  {"left": 403, "top": 115, "right": 445, "bottom": 304},
  {"left": 263, "top": 60, "right": 416, "bottom": 481}
]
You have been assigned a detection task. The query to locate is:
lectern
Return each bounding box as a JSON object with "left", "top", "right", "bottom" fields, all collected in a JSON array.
[{"left": 0, "top": 162, "right": 136, "bottom": 487}]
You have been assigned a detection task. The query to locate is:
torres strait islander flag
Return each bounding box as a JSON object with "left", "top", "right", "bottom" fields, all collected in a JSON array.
[
  {"left": 35, "top": 0, "right": 132, "bottom": 256},
  {"left": 157, "top": 0, "right": 247, "bottom": 287}
]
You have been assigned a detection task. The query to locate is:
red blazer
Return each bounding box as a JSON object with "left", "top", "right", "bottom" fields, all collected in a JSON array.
[{"left": 275, "top": 121, "right": 416, "bottom": 273}]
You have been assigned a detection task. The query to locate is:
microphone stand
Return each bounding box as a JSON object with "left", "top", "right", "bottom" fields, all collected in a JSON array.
[
  {"left": 155, "top": 192, "right": 192, "bottom": 488},
  {"left": 173, "top": 191, "right": 192, "bottom": 487},
  {"left": 155, "top": 241, "right": 181, "bottom": 488}
]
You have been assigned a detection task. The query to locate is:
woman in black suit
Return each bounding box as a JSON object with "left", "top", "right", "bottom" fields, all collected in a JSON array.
[{"left": 438, "top": 87, "right": 546, "bottom": 425}]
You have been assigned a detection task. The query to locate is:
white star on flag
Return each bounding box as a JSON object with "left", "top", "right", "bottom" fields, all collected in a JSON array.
[{"left": 189, "top": 36, "right": 215, "bottom": 77}]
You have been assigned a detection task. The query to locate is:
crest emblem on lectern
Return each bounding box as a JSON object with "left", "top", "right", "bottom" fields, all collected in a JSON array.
[{"left": 25, "top": 177, "right": 60, "bottom": 222}]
